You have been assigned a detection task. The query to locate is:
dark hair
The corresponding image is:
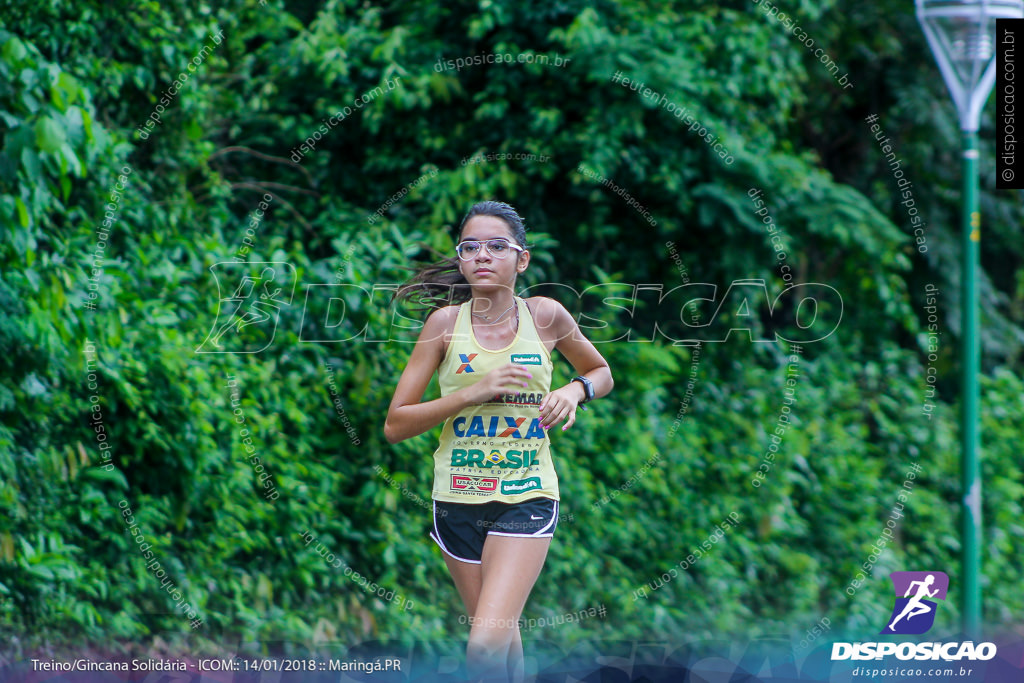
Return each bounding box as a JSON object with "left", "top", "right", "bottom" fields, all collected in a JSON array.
[{"left": 392, "top": 201, "right": 528, "bottom": 314}]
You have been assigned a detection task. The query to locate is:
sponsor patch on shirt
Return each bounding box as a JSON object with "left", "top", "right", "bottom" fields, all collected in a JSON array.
[
  {"left": 451, "top": 475, "right": 498, "bottom": 493},
  {"left": 501, "top": 477, "right": 542, "bottom": 494},
  {"left": 511, "top": 353, "right": 543, "bottom": 365}
]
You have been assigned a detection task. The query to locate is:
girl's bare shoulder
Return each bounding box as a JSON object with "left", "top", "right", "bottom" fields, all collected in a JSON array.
[
  {"left": 424, "top": 303, "right": 462, "bottom": 357},
  {"left": 524, "top": 296, "right": 563, "bottom": 326}
]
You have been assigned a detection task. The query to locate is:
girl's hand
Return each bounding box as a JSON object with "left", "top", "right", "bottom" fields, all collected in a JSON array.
[
  {"left": 538, "top": 384, "right": 583, "bottom": 432},
  {"left": 465, "top": 363, "right": 534, "bottom": 404}
]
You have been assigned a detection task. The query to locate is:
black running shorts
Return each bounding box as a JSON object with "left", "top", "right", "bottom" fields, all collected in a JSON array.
[{"left": 429, "top": 497, "right": 559, "bottom": 564}]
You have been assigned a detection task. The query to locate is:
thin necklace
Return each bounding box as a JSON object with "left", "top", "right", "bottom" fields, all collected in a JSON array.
[
  {"left": 471, "top": 302, "right": 520, "bottom": 331},
  {"left": 471, "top": 299, "right": 516, "bottom": 323}
]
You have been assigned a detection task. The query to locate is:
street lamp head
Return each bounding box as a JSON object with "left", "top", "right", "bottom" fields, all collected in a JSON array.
[{"left": 916, "top": 0, "right": 1024, "bottom": 131}]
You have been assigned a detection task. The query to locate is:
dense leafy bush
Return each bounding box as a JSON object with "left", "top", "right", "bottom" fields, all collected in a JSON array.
[{"left": 1, "top": 0, "right": 1022, "bottom": 659}]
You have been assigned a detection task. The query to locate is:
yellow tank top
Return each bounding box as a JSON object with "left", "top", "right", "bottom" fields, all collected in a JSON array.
[{"left": 431, "top": 296, "right": 559, "bottom": 504}]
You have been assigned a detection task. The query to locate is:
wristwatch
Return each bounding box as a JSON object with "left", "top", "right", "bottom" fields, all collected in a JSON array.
[{"left": 572, "top": 375, "right": 595, "bottom": 404}]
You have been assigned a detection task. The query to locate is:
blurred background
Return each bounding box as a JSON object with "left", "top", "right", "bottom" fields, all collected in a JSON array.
[{"left": 1, "top": 0, "right": 1023, "bottom": 667}]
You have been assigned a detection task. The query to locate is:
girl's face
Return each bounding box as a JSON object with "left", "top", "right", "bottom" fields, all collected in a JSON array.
[{"left": 457, "top": 215, "right": 529, "bottom": 288}]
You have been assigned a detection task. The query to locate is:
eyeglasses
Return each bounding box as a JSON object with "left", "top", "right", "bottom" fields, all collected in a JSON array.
[{"left": 455, "top": 238, "right": 524, "bottom": 261}]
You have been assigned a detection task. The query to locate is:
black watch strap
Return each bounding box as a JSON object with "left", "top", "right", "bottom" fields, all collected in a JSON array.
[{"left": 572, "top": 375, "right": 595, "bottom": 403}]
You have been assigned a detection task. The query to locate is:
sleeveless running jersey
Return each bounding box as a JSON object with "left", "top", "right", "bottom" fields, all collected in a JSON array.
[{"left": 431, "top": 296, "right": 559, "bottom": 504}]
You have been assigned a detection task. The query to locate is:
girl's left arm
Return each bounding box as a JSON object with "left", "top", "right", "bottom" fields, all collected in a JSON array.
[{"left": 535, "top": 297, "right": 613, "bottom": 431}]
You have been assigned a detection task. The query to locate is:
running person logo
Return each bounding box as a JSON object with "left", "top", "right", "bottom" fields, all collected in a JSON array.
[
  {"left": 196, "top": 262, "right": 296, "bottom": 354},
  {"left": 881, "top": 571, "right": 949, "bottom": 635}
]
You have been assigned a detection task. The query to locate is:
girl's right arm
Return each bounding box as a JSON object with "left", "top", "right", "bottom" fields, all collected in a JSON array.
[{"left": 383, "top": 307, "right": 532, "bottom": 444}]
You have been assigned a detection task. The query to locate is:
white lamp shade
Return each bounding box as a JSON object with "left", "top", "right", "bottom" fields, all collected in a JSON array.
[{"left": 916, "top": 0, "right": 1024, "bottom": 131}]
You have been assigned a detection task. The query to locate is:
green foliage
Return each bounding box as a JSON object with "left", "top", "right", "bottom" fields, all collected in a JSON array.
[{"left": 1, "top": 0, "right": 1022, "bottom": 659}]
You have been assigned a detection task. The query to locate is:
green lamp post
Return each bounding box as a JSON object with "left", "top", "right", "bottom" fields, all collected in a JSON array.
[{"left": 915, "top": 0, "right": 1024, "bottom": 637}]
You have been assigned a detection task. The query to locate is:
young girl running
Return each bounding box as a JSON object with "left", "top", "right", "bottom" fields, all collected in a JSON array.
[{"left": 384, "top": 201, "right": 613, "bottom": 682}]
